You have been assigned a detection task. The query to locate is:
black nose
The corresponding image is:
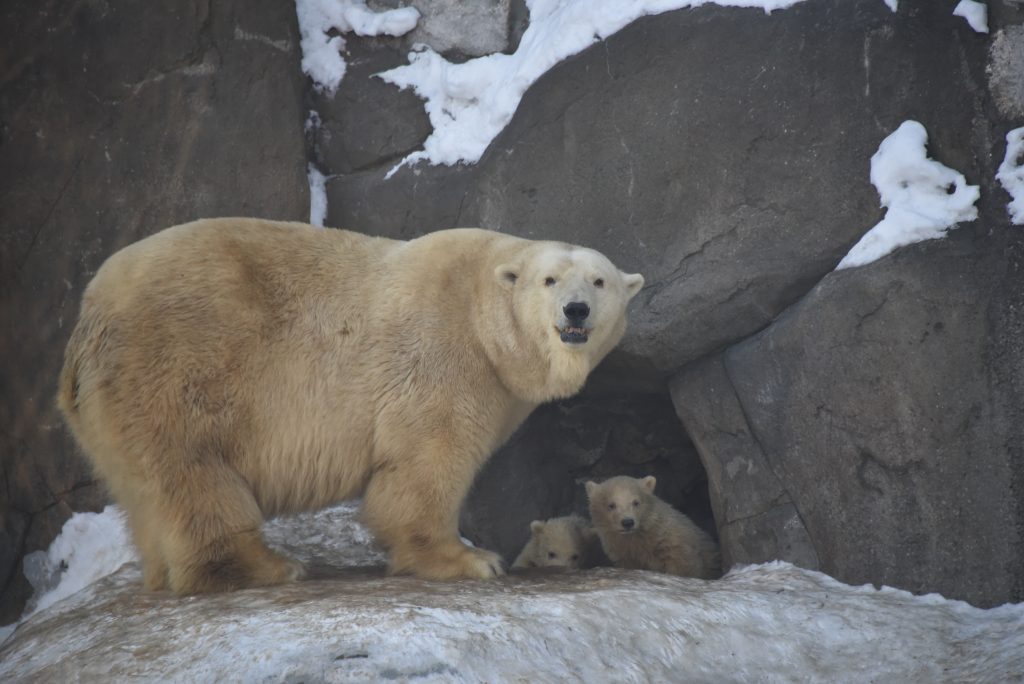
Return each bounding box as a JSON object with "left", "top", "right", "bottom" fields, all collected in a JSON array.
[
  {"left": 563, "top": 301, "right": 590, "bottom": 322},
  {"left": 621, "top": 518, "right": 635, "bottom": 530}
]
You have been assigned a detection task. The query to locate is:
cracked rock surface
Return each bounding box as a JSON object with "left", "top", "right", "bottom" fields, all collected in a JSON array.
[{"left": 0, "top": 0, "right": 309, "bottom": 622}]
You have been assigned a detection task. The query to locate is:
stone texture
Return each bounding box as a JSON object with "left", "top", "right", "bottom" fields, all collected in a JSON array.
[
  {"left": 0, "top": 0, "right": 308, "bottom": 623},
  {"left": 373, "top": 0, "right": 513, "bottom": 57},
  {"left": 460, "top": 391, "right": 709, "bottom": 564},
  {"left": 324, "top": 0, "right": 998, "bottom": 383},
  {"left": 670, "top": 358, "right": 818, "bottom": 571},
  {"left": 672, "top": 225, "right": 1024, "bottom": 607},
  {"left": 989, "top": 24, "right": 1024, "bottom": 118}
]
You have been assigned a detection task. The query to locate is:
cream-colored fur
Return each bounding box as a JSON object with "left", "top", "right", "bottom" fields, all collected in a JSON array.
[
  {"left": 58, "top": 218, "right": 643, "bottom": 594},
  {"left": 510, "top": 515, "right": 600, "bottom": 570},
  {"left": 586, "top": 476, "right": 720, "bottom": 579}
]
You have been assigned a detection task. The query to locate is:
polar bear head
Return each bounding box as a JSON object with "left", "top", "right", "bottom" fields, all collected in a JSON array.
[
  {"left": 585, "top": 475, "right": 658, "bottom": 535},
  {"left": 495, "top": 243, "right": 643, "bottom": 391},
  {"left": 521, "top": 516, "right": 596, "bottom": 569}
]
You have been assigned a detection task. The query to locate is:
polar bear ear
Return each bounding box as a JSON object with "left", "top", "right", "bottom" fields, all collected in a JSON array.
[
  {"left": 530, "top": 520, "right": 545, "bottom": 534},
  {"left": 641, "top": 475, "right": 657, "bottom": 492},
  {"left": 584, "top": 481, "right": 597, "bottom": 498},
  {"left": 495, "top": 264, "right": 519, "bottom": 289},
  {"left": 622, "top": 272, "right": 645, "bottom": 298}
]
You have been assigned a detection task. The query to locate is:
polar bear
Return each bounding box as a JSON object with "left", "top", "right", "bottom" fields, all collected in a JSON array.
[
  {"left": 58, "top": 218, "right": 643, "bottom": 594},
  {"left": 510, "top": 515, "right": 601, "bottom": 570},
  {"left": 586, "top": 476, "right": 720, "bottom": 579}
]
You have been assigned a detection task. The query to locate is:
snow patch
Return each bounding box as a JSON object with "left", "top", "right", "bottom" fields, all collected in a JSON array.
[
  {"left": 20, "top": 505, "right": 136, "bottom": 620},
  {"left": 307, "top": 163, "right": 329, "bottom": 226},
  {"left": 296, "top": 0, "right": 420, "bottom": 94},
  {"left": 378, "top": 0, "right": 808, "bottom": 174},
  {"left": 883, "top": 0, "right": 897, "bottom": 11},
  {"left": 997, "top": 127, "right": 1024, "bottom": 225},
  {"left": 836, "top": 120, "right": 979, "bottom": 270},
  {"left": 953, "top": 0, "right": 989, "bottom": 34}
]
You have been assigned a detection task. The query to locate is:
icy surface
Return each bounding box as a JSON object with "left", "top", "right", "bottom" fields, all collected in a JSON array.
[
  {"left": 296, "top": 0, "right": 419, "bottom": 94},
  {"left": 378, "top": 0, "right": 807, "bottom": 173},
  {"left": 3, "top": 503, "right": 1023, "bottom": 682},
  {"left": 20, "top": 505, "right": 135, "bottom": 620},
  {"left": 997, "top": 127, "right": 1024, "bottom": 225},
  {"left": 953, "top": 0, "right": 989, "bottom": 34},
  {"left": 836, "top": 120, "right": 979, "bottom": 270}
]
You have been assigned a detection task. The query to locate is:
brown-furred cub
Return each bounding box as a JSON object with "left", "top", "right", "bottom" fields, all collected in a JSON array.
[
  {"left": 585, "top": 475, "right": 720, "bottom": 579},
  {"left": 510, "top": 515, "right": 601, "bottom": 570}
]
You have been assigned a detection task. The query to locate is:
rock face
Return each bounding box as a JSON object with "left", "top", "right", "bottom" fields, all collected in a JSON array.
[
  {"left": 313, "top": 0, "right": 1024, "bottom": 606},
  {"left": 4, "top": 0, "right": 1023, "bottom": 625},
  {"left": 672, "top": 231, "right": 1024, "bottom": 606},
  {"left": 0, "top": 0, "right": 309, "bottom": 622}
]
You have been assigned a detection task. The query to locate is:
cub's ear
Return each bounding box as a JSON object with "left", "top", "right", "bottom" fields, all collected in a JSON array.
[
  {"left": 530, "top": 520, "right": 545, "bottom": 534},
  {"left": 623, "top": 272, "right": 645, "bottom": 298},
  {"left": 584, "top": 481, "right": 597, "bottom": 498},
  {"left": 495, "top": 263, "right": 519, "bottom": 289},
  {"left": 641, "top": 475, "right": 657, "bottom": 492}
]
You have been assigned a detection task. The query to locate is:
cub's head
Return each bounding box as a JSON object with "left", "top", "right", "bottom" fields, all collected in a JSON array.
[
  {"left": 524, "top": 515, "right": 595, "bottom": 569},
  {"left": 585, "top": 476, "right": 657, "bottom": 535},
  {"left": 496, "top": 243, "right": 644, "bottom": 363}
]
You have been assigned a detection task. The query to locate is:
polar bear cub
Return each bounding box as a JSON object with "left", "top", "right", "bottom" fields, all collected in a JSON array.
[
  {"left": 511, "top": 515, "right": 601, "bottom": 570},
  {"left": 586, "top": 475, "right": 720, "bottom": 579}
]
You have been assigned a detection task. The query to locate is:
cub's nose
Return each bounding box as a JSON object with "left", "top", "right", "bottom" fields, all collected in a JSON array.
[
  {"left": 621, "top": 517, "right": 635, "bottom": 530},
  {"left": 563, "top": 301, "right": 590, "bottom": 322}
]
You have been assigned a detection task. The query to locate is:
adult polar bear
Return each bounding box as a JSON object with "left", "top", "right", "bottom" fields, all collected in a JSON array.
[{"left": 59, "top": 218, "right": 644, "bottom": 594}]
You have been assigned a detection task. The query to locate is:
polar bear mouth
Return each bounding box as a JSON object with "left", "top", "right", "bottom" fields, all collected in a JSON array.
[{"left": 558, "top": 326, "right": 590, "bottom": 344}]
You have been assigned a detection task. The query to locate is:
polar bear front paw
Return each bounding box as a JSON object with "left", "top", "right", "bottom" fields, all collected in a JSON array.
[{"left": 391, "top": 541, "right": 506, "bottom": 580}]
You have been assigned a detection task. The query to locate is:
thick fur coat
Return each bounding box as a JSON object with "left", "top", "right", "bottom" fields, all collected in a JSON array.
[
  {"left": 59, "top": 218, "right": 643, "bottom": 593},
  {"left": 586, "top": 476, "right": 721, "bottom": 579}
]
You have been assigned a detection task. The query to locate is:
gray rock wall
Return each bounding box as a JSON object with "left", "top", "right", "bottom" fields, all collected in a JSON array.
[
  {"left": 0, "top": 0, "right": 309, "bottom": 622},
  {"left": 313, "top": 0, "right": 1024, "bottom": 606}
]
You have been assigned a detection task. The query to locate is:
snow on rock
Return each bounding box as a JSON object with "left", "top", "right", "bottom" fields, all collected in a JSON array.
[
  {"left": 953, "top": 0, "right": 989, "bottom": 34},
  {"left": 883, "top": 0, "right": 897, "bottom": 12},
  {"left": 296, "top": 0, "right": 420, "bottom": 94},
  {"left": 997, "top": 126, "right": 1024, "bottom": 225},
  {"left": 3, "top": 503, "right": 1023, "bottom": 682},
  {"left": 19, "top": 505, "right": 136, "bottom": 621},
  {"left": 836, "top": 120, "right": 979, "bottom": 270},
  {"left": 378, "top": 0, "right": 807, "bottom": 174},
  {"left": 307, "top": 163, "right": 329, "bottom": 226}
]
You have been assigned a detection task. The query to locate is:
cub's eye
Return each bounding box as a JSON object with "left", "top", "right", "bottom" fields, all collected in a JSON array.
[
  {"left": 632, "top": 500, "right": 639, "bottom": 507},
  {"left": 608, "top": 503, "right": 616, "bottom": 510},
  {"left": 594, "top": 278, "right": 604, "bottom": 288},
  {"left": 548, "top": 551, "right": 557, "bottom": 559},
  {"left": 571, "top": 554, "right": 579, "bottom": 561},
  {"left": 544, "top": 276, "right": 556, "bottom": 286}
]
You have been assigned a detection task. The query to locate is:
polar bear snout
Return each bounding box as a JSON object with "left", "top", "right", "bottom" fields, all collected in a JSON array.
[
  {"left": 563, "top": 301, "right": 590, "bottom": 322},
  {"left": 620, "top": 517, "right": 636, "bottom": 531},
  {"left": 559, "top": 301, "right": 592, "bottom": 344}
]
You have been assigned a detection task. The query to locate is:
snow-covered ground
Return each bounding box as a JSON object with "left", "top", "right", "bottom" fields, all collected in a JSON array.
[
  {"left": 837, "top": 120, "right": 980, "bottom": 270},
  {"left": 2, "top": 504, "right": 1022, "bottom": 682}
]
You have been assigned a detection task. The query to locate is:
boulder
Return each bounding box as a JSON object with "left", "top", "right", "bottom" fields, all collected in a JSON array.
[
  {"left": 0, "top": 0, "right": 309, "bottom": 623},
  {"left": 672, "top": 227, "right": 1024, "bottom": 607}
]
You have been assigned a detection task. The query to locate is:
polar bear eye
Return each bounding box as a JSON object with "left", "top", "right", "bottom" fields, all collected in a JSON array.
[
  {"left": 632, "top": 500, "right": 639, "bottom": 507},
  {"left": 608, "top": 502, "right": 616, "bottom": 511},
  {"left": 571, "top": 554, "right": 579, "bottom": 561},
  {"left": 594, "top": 278, "right": 604, "bottom": 288},
  {"left": 548, "top": 551, "right": 557, "bottom": 559},
  {"left": 544, "top": 276, "right": 556, "bottom": 286}
]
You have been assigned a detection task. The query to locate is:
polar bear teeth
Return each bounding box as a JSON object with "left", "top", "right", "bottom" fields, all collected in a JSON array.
[{"left": 558, "top": 326, "right": 591, "bottom": 344}]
